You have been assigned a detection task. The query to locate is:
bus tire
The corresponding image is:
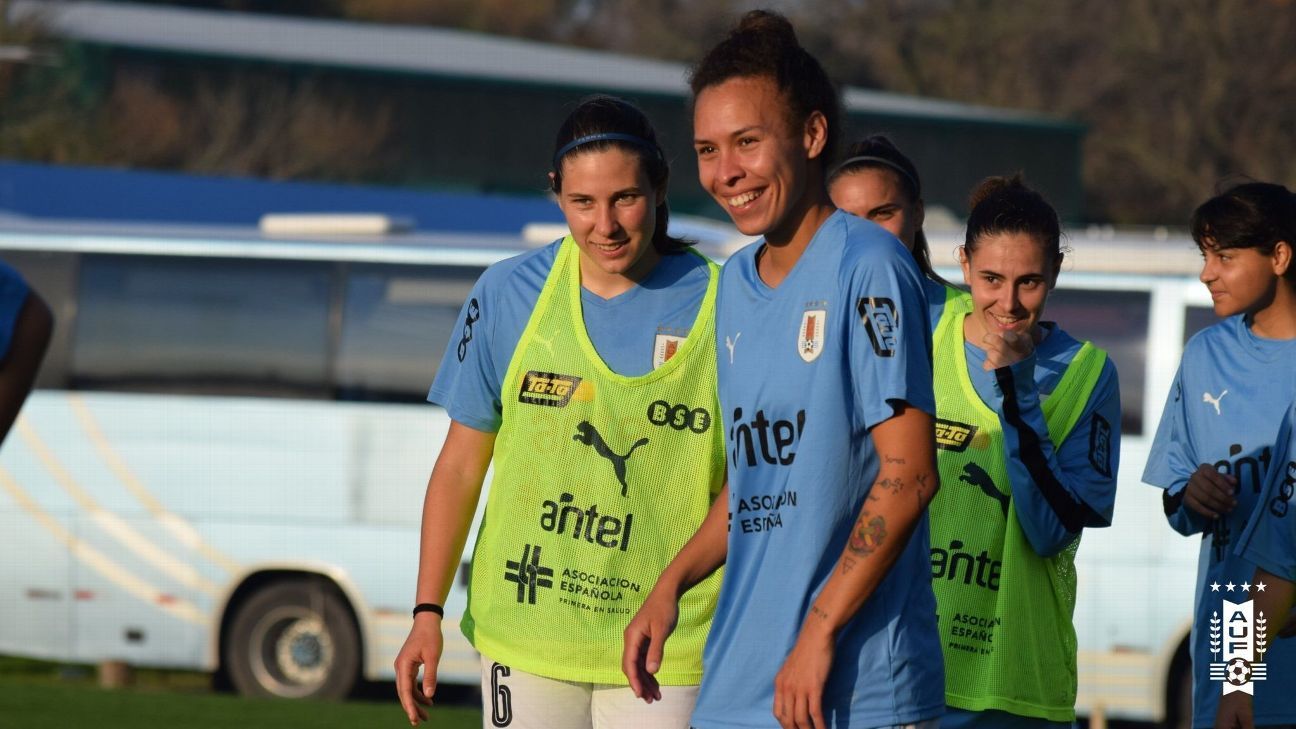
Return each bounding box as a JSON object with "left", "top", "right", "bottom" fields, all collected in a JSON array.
[{"left": 224, "top": 578, "right": 360, "bottom": 700}]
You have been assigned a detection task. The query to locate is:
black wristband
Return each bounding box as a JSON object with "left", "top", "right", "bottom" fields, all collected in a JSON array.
[{"left": 412, "top": 603, "right": 444, "bottom": 618}]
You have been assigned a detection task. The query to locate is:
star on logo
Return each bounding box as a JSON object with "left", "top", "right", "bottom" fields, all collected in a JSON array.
[
  {"left": 1257, "top": 582, "right": 1267, "bottom": 592},
  {"left": 1226, "top": 582, "right": 1237, "bottom": 592},
  {"left": 1211, "top": 582, "right": 1222, "bottom": 592},
  {"left": 1241, "top": 582, "right": 1252, "bottom": 592}
]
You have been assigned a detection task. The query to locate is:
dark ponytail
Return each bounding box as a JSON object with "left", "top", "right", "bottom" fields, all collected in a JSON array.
[
  {"left": 689, "top": 10, "right": 841, "bottom": 168},
  {"left": 964, "top": 174, "right": 1062, "bottom": 266}
]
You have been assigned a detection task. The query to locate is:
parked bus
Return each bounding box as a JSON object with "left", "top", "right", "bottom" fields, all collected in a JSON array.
[{"left": 0, "top": 216, "right": 1211, "bottom": 724}]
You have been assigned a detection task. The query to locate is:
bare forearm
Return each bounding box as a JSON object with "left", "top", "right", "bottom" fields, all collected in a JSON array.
[
  {"left": 1254, "top": 568, "right": 1296, "bottom": 643},
  {"left": 651, "top": 484, "right": 730, "bottom": 601},
  {"left": 801, "top": 406, "right": 937, "bottom": 638},
  {"left": 805, "top": 465, "right": 935, "bottom": 636},
  {"left": 414, "top": 424, "right": 494, "bottom": 604}
]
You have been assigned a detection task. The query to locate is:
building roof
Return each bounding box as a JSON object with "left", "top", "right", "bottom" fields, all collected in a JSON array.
[{"left": 11, "top": 0, "right": 1076, "bottom": 128}]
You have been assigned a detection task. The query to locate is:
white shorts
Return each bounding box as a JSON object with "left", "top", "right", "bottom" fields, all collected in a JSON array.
[{"left": 479, "top": 655, "right": 698, "bottom": 729}]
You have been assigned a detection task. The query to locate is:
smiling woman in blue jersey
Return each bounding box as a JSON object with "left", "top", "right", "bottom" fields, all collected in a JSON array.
[
  {"left": 394, "top": 96, "right": 727, "bottom": 729},
  {"left": 1143, "top": 182, "right": 1296, "bottom": 729},
  {"left": 622, "top": 11, "right": 943, "bottom": 729},
  {"left": 925, "top": 176, "right": 1121, "bottom": 729}
]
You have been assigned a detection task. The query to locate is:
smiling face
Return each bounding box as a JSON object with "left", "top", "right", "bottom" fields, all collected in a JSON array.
[
  {"left": 692, "top": 76, "right": 826, "bottom": 243},
  {"left": 829, "top": 167, "right": 924, "bottom": 251},
  {"left": 1198, "top": 242, "right": 1284, "bottom": 318},
  {"left": 961, "top": 231, "right": 1060, "bottom": 345},
  {"left": 555, "top": 146, "right": 663, "bottom": 297}
]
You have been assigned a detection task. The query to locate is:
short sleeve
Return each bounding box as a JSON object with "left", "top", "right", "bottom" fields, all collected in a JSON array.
[
  {"left": 847, "top": 242, "right": 935, "bottom": 429},
  {"left": 1143, "top": 362, "right": 1195, "bottom": 492},
  {"left": 427, "top": 275, "right": 506, "bottom": 433}
]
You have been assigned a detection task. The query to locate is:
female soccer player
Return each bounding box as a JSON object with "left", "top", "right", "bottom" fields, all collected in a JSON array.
[
  {"left": 394, "top": 95, "right": 726, "bottom": 729},
  {"left": 928, "top": 176, "right": 1121, "bottom": 728},
  {"left": 828, "top": 134, "right": 965, "bottom": 334},
  {"left": 624, "top": 11, "right": 943, "bottom": 729},
  {"left": 1144, "top": 181, "right": 1296, "bottom": 729}
]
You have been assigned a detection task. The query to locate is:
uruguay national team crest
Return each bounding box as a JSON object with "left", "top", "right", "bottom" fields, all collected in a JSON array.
[
  {"left": 653, "top": 333, "right": 686, "bottom": 369},
  {"left": 798, "top": 309, "right": 826, "bottom": 363},
  {"left": 1207, "top": 584, "right": 1270, "bottom": 695}
]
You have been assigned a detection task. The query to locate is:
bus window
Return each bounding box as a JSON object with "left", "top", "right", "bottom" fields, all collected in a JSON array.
[
  {"left": 335, "top": 265, "right": 479, "bottom": 402},
  {"left": 70, "top": 254, "right": 332, "bottom": 397},
  {"left": 1045, "top": 288, "right": 1150, "bottom": 436},
  {"left": 1183, "top": 305, "right": 1216, "bottom": 345}
]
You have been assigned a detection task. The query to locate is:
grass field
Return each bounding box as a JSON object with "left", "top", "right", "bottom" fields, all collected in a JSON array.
[{"left": 0, "top": 657, "right": 481, "bottom": 728}]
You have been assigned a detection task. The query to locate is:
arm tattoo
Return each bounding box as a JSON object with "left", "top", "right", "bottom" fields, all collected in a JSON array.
[
  {"left": 810, "top": 605, "right": 829, "bottom": 621},
  {"left": 877, "top": 476, "right": 904, "bottom": 493},
  {"left": 841, "top": 555, "right": 858, "bottom": 574},
  {"left": 884, "top": 455, "right": 907, "bottom": 465},
  {"left": 848, "top": 513, "right": 887, "bottom": 556}
]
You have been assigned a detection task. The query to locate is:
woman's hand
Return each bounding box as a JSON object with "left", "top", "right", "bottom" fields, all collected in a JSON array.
[
  {"left": 980, "top": 329, "right": 1036, "bottom": 370},
  {"left": 622, "top": 586, "right": 680, "bottom": 703},
  {"left": 1215, "top": 691, "right": 1253, "bottom": 729},
  {"left": 772, "top": 622, "right": 834, "bottom": 729},
  {"left": 1182, "top": 463, "right": 1238, "bottom": 519},
  {"left": 394, "top": 613, "right": 444, "bottom": 725}
]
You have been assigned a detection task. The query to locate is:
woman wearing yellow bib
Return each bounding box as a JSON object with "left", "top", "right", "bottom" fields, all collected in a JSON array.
[
  {"left": 931, "top": 176, "right": 1122, "bottom": 729},
  {"left": 395, "top": 96, "right": 725, "bottom": 728}
]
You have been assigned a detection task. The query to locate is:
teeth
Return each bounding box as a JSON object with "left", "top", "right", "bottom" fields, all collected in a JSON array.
[
  {"left": 728, "top": 190, "right": 760, "bottom": 207},
  {"left": 591, "top": 241, "right": 625, "bottom": 252}
]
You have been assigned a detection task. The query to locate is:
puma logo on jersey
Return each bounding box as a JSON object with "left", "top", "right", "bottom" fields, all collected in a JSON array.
[
  {"left": 1203, "top": 389, "right": 1228, "bottom": 415},
  {"left": 572, "top": 421, "right": 648, "bottom": 497},
  {"left": 959, "top": 462, "right": 1009, "bottom": 517},
  {"left": 725, "top": 332, "right": 741, "bottom": 364}
]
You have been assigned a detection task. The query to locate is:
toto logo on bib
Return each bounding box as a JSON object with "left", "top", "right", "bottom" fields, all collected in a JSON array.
[
  {"left": 1205, "top": 583, "right": 1271, "bottom": 695},
  {"left": 518, "top": 371, "right": 583, "bottom": 408}
]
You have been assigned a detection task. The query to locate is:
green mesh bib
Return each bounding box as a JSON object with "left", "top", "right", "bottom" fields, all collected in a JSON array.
[
  {"left": 462, "top": 238, "right": 725, "bottom": 684},
  {"left": 930, "top": 302, "right": 1105, "bottom": 721}
]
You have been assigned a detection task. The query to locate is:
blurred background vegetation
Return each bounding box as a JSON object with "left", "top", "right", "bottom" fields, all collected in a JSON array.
[{"left": 2, "top": 0, "right": 1293, "bottom": 225}]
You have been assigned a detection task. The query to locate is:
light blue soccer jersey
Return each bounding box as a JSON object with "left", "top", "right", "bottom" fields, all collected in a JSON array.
[
  {"left": 693, "top": 211, "right": 943, "bottom": 729},
  {"left": 1144, "top": 314, "right": 1296, "bottom": 728},
  {"left": 1238, "top": 401, "right": 1296, "bottom": 581},
  {"left": 0, "top": 260, "right": 31, "bottom": 359},
  {"left": 962, "top": 324, "right": 1121, "bottom": 555},
  {"left": 427, "top": 241, "right": 711, "bottom": 430}
]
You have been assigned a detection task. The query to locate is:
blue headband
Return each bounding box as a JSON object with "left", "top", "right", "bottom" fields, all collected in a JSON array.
[
  {"left": 553, "top": 132, "right": 661, "bottom": 169},
  {"left": 831, "top": 155, "right": 921, "bottom": 196}
]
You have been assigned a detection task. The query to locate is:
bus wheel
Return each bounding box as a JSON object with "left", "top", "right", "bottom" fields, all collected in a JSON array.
[{"left": 225, "top": 578, "right": 360, "bottom": 700}]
